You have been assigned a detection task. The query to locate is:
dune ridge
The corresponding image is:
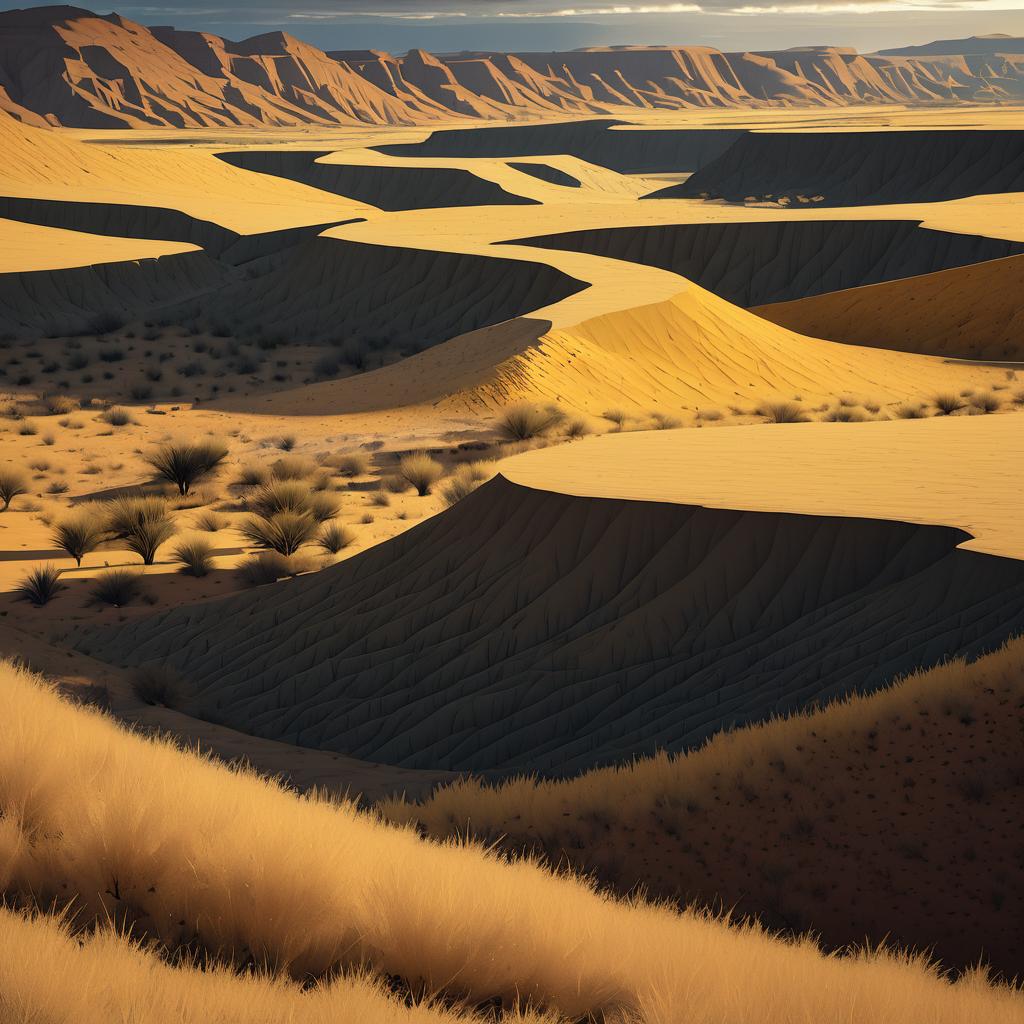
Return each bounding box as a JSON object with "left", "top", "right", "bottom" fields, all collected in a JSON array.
[{"left": 75, "top": 476, "right": 1024, "bottom": 775}]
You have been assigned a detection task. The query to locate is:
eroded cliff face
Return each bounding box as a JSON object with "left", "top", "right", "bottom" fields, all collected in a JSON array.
[{"left": 4, "top": 8, "right": 1024, "bottom": 129}]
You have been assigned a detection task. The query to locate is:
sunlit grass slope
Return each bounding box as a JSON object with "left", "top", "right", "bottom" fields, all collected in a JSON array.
[{"left": 0, "top": 660, "right": 1021, "bottom": 1022}]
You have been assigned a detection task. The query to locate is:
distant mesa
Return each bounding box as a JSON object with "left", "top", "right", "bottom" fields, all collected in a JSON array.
[{"left": 3, "top": 6, "right": 1024, "bottom": 128}]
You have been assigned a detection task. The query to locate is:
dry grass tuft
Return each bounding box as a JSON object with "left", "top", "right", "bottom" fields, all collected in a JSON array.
[
  {"left": 756, "top": 401, "right": 808, "bottom": 424},
  {"left": 172, "top": 534, "right": 216, "bottom": 577},
  {"left": 51, "top": 513, "right": 104, "bottom": 566},
  {"left": 969, "top": 392, "right": 1001, "bottom": 414},
  {"left": 932, "top": 394, "right": 964, "bottom": 416},
  {"left": 91, "top": 568, "right": 145, "bottom": 607},
  {"left": 13, "top": 564, "right": 63, "bottom": 606},
  {"left": 240, "top": 511, "right": 319, "bottom": 556},
  {"left": 496, "top": 404, "right": 564, "bottom": 442},
  {"left": 103, "top": 495, "right": 175, "bottom": 565},
  {"left": 99, "top": 406, "right": 133, "bottom": 427},
  {"left": 399, "top": 454, "right": 444, "bottom": 497},
  {"left": 316, "top": 522, "right": 356, "bottom": 555}
]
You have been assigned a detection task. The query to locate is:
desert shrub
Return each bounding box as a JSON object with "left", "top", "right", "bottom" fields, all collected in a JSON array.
[
  {"left": 192, "top": 510, "right": 227, "bottom": 532},
  {"left": 103, "top": 495, "right": 175, "bottom": 565},
  {"left": 316, "top": 522, "right": 355, "bottom": 554},
  {"left": 235, "top": 463, "right": 268, "bottom": 487},
  {"left": 143, "top": 439, "right": 228, "bottom": 495},
  {"left": 43, "top": 395, "right": 78, "bottom": 416},
  {"left": 41, "top": 434, "right": 54, "bottom": 446},
  {"left": 58, "top": 417, "right": 83, "bottom": 430},
  {"left": 694, "top": 409, "right": 722, "bottom": 422},
  {"left": 969, "top": 392, "right": 1001, "bottom": 414},
  {"left": 270, "top": 455, "right": 316, "bottom": 481},
  {"left": 51, "top": 513, "right": 104, "bottom": 566},
  {"left": 497, "top": 404, "right": 563, "bottom": 442},
  {"left": 239, "top": 511, "right": 318, "bottom": 556},
  {"left": 335, "top": 453, "right": 368, "bottom": 477},
  {"left": 28, "top": 459, "right": 49, "bottom": 472},
  {"left": 824, "top": 408, "right": 867, "bottom": 422},
  {"left": 172, "top": 535, "right": 215, "bottom": 577},
  {"left": 1012, "top": 389, "right": 1024, "bottom": 406},
  {"left": 131, "top": 664, "right": 182, "bottom": 706},
  {"left": 17, "top": 421, "right": 37, "bottom": 436},
  {"left": 895, "top": 404, "right": 928, "bottom": 419},
  {"left": 399, "top": 453, "right": 443, "bottom": 496},
  {"left": 602, "top": 409, "right": 628, "bottom": 429},
  {"left": 371, "top": 488, "right": 391, "bottom": 507},
  {"left": 14, "top": 564, "right": 63, "bottom": 606},
  {"left": 564, "top": 418, "right": 590, "bottom": 439},
  {"left": 248, "top": 480, "right": 337, "bottom": 522},
  {"left": 441, "top": 466, "right": 483, "bottom": 508},
  {"left": 92, "top": 568, "right": 145, "bottom": 607},
  {"left": 757, "top": 401, "right": 809, "bottom": 424},
  {"left": 932, "top": 394, "right": 963, "bottom": 416},
  {"left": 237, "top": 550, "right": 315, "bottom": 586},
  {"left": 99, "top": 406, "right": 133, "bottom": 427},
  {"left": 0, "top": 468, "right": 28, "bottom": 511},
  {"left": 276, "top": 435, "right": 297, "bottom": 452},
  {"left": 383, "top": 474, "right": 408, "bottom": 494},
  {"left": 46, "top": 480, "right": 69, "bottom": 495}
]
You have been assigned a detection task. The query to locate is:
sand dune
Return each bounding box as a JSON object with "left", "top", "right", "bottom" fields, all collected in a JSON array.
[
  {"left": 75, "top": 473, "right": 1024, "bottom": 775},
  {"left": 654, "top": 129, "right": 1024, "bottom": 204},
  {"left": 755, "top": 253, "right": 1024, "bottom": 360},
  {"left": 397, "top": 636, "right": 1024, "bottom": 977},
  {"left": 515, "top": 219, "right": 1024, "bottom": 306}
]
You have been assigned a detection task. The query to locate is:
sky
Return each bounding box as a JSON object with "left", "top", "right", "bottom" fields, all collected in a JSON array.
[{"left": 7, "top": 0, "right": 1024, "bottom": 52}]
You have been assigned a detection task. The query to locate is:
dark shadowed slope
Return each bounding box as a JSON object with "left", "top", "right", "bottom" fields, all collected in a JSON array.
[
  {"left": 76, "top": 477, "right": 1024, "bottom": 776},
  {"left": 650, "top": 130, "right": 1024, "bottom": 204},
  {"left": 514, "top": 220, "right": 1024, "bottom": 307}
]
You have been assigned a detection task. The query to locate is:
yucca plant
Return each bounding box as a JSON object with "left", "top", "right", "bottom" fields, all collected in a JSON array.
[
  {"left": 240, "top": 511, "right": 318, "bottom": 556},
  {"left": 0, "top": 468, "right": 29, "bottom": 511},
  {"left": 51, "top": 512, "right": 104, "bottom": 566},
  {"left": 399, "top": 453, "right": 444, "bottom": 496},
  {"left": 103, "top": 495, "right": 175, "bottom": 565},
  {"left": 14, "top": 564, "right": 63, "bottom": 606},
  {"left": 143, "top": 439, "right": 228, "bottom": 495}
]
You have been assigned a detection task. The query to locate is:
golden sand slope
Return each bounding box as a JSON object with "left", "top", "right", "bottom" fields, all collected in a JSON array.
[
  {"left": 502, "top": 412, "right": 1024, "bottom": 559},
  {"left": 0, "top": 217, "right": 199, "bottom": 273},
  {"left": 754, "top": 254, "right": 1024, "bottom": 361},
  {"left": 391, "top": 636, "right": 1024, "bottom": 977},
  {"left": 1, "top": 658, "right": 1021, "bottom": 1024}
]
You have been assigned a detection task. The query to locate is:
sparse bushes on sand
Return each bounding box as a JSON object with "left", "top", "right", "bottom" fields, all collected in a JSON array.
[
  {"left": 895, "top": 404, "right": 928, "bottom": 419},
  {"left": 932, "top": 393, "right": 964, "bottom": 416},
  {"left": 969, "top": 392, "right": 1001, "bottom": 414},
  {"left": 192, "top": 510, "right": 227, "bottom": 532},
  {"left": 249, "top": 480, "right": 337, "bottom": 523},
  {"left": 13, "top": 564, "right": 63, "bottom": 605},
  {"left": 0, "top": 468, "right": 29, "bottom": 511},
  {"left": 172, "top": 535, "right": 216, "bottom": 577},
  {"left": 143, "top": 440, "right": 228, "bottom": 496},
  {"left": 270, "top": 455, "right": 316, "bottom": 481},
  {"left": 316, "top": 522, "right": 355, "bottom": 554},
  {"left": 824, "top": 407, "right": 867, "bottom": 422},
  {"left": 399, "top": 454, "right": 443, "bottom": 497},
  {"left": 334, "top": 453, "right": 369, "bottom": 477},
  {"left": 236, "top": 463, "right": 268, "bottom": 487},
  {"left": 757, "top": 401, "right": 809, "bottom": 424},
  {"left": 440, "top": 463, "right": 493, "bottom": 508},
  {"left": 601, "top": 409, "right": 627, "bottom": 429},
  {"left": 51, "top": 513, "right": 104, "bottom": 566},
  {"left": 564, "top": 418, "right": 590, "bottom": 438},
  {"left": 497, "top": 404, "right": 564, "bottom": 442},
  {"left": 99, "top": 406, "right": 133, "bottom": 426},
  {"left": 240, "top": 511, "right": 319, "bottom": 556},
  {"left": 103, "top": 495, "right": 175, "bottom": 565},
  {"left": 91, "top": 568, "right": 145, "bottom": 607}
]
